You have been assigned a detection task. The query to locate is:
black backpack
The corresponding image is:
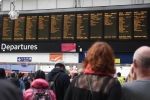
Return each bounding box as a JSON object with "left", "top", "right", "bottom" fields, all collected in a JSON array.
[{"left": 49, "top": 72, "right": 61, "bottom": 94}]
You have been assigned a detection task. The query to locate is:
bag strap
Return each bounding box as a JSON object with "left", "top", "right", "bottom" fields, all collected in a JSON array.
[
  {"left": 53, "top": 72, "right": 62, "bottom": 82},
  {"left": 100, "top": 76, "right": 111, "bottom": 93},
  {"left": 50, "top": 72, "right": 62, "bottom": 94},
  {"left": 87, "top": 75, "right": 95, "bottom": 100}
]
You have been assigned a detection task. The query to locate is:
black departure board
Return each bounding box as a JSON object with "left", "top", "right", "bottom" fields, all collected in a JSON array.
[
  {"left": 38, "top": 16, "right": 49, "bottom": 40},
  {"left": 51, "top": 15, "right": 62, "bottom": 40},
  {"left": 2, "top": 17, "right": 13, "bottom": 41},
  {"left": 134, "top": 11, "right": 147, "bottom": 39},
  {"left": 90, "top": 13, "right": 103, "bottom": 39},
  {"left": 77, "top": 14, "right": 89, "bottom": 39},
  {"left": 26, "top": 16, "right": 37, "bottom": 41},
  {"left": 14, "top": 16, "right": 25, "bottom": 41},
  {"left": 63, "top": 14, "right": 75, "bottom": 40},
  {"left": 119, "top": 12, "right": 132, "bottom": 39},
  {"left": 104, "top": 12, "right": 117, "bottom": 39}
]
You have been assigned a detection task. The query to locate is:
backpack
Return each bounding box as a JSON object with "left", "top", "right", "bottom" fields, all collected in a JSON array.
[
  {"left": 49, "top": 72, "right": 61, "bottom": 94},
  {"left": 31, "top": 88, "right": 52, "bottom": 100}
]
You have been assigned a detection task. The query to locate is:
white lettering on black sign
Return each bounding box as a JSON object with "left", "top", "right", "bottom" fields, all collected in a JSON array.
[{"left": 1, "top": 43, "right": 38, "bottom": 51}]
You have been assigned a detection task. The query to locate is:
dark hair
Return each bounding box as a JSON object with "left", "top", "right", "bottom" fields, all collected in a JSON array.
[
  {"left": 11, "top": 72, "right": 16, "bottom": 78},
  {"left": 0, "top": 68, "right": 6, "bottom": 78},
  {"left": 34, "top": 70, "right": 45, "bottom": 79},
  {"left": 117, "top": 72, "right": 121, "bottom": 77},
  {"left": 83, "top": 42, "right": 115, "bottom": 74},
  {"left": 18, "top": 73, "right": 23, "bottom": 79},
  {"left": 55, "top": 63, "right": 65, "bottom": 68}
]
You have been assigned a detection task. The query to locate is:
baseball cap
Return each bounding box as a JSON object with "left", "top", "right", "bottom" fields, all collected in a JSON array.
[{"left": 55, "top": 60, "right": 65, "bottom": 67}]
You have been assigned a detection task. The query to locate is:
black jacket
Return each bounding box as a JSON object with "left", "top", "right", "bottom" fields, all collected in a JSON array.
[
  {"left": 9, "top": 77, "right": 20, "bottom": 88},
  {"left": 0, "top": 79, "right": 23, "bottom": 100},
  {"left": 48, "top": 68, "right": 70, "bottom": 100},
  {"left": 64, "top": 74, "right": 122, "bottom": 100}
]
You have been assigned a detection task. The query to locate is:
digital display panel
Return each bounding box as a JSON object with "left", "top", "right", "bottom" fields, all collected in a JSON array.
[
  {"left": 26, "top": 16, "right": 37, "bottom": 41},
  {"left": 2, "top": 17, "right": 13, "bottom": 41},
  {"left": 134, "top": 11, "right": 147, "bottom": 39},
  {"left": 38, "top": 16, "right": 49, "bottom": 40},
  {"left": 14, "top": 16, "right": 25, "bottom": 41},
  {"left": 104, "top": 12, "right": 117, "bottom": 39},
  {"left": 90, "top": 13, "right": 103, "bottom": 39},
  {"left": 77, "top": 14, "right": 89, "bottom": 39},
  {"left": 119, "top": 12, "right": 132, "bottom": 39},
  {"left": 63, "top": 14, "right": 75, "bottom": 40},
  {"left": 51, "top": 15, "right": 62, "bottom": 40}
]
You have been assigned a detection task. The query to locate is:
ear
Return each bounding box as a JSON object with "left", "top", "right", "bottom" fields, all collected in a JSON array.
[{"left": 133, "top": 59, "right": 138, "bottom": 68}]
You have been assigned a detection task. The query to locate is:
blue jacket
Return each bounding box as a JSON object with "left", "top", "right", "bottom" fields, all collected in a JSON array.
[
  {"left": 19, "top": 79, "right": 24, "bottom": 93},
  {"left": 48, "top": 68, "right": 70, "bottom": 100}
]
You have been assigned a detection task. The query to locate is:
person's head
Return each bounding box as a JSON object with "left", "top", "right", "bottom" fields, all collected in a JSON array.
[
  {"left": 34, "top": 70, "right": 45, "bottom": 79},
  {"left": 11, "top": 71, "right": 16, "bottom": 78},
  {"left": 18, "top": 73, "right": 23, "bottom": 79},
  {"left": 132, "top": 46, "right": 150, "bottom": 79},
  {"left": 0, "top": 68, "right": 6, "bottom": 79},
  {"left": 83, "top": 42, "right": 115, "bottom": 74},
  {"left": 78, "top": 68, "right": 84, "bottom": 75},
  {"left": 55, "top": 60, "right": 65, "bottom": 71},
  {"left": 117, "top": 72, "right": 121, "bottom": 77}
]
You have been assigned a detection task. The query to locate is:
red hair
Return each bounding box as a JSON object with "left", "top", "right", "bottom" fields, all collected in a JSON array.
[{"left": 83, "top": 42, "right": 115, "bottom": 74}]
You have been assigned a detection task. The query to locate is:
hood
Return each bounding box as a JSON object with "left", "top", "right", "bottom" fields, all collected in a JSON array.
[
  {"left": 31, "top": 79, "right": 49, "bottom": 89},
  {"left": 48, "top": 68, "right": 64, "bottom": 81}
]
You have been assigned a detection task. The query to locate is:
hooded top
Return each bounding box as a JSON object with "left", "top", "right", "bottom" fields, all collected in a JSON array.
[
  {"left": 24, "top": 78, "right": 56, "bottom": 100},
  {"left": 48, "top": 68, "right": 70, "bottom": 100},
  {"left": 0, "top": 79, "right": 23, "bottom": 100}
]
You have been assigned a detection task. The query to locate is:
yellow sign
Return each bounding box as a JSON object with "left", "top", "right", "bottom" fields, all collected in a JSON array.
[{"left": 115, "top": 58, "right": 120, "bottom": 64}]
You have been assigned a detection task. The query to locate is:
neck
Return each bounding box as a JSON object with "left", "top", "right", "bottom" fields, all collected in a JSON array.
[{"left": 136, "top": 72, "right": 150, "bottom": 80}]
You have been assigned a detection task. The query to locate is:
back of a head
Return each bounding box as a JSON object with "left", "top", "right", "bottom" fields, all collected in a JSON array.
[
  {"left": 0, "top": 68, "right": 6, "bottom": 79},
  {"left": 0, "top": 80, "right": 23, "bottom": 100},
  {"left": 11, "top": 72, "right": 16, "bottom": 78},
  {"left": 117, "top": 72, "right": 121, "bottom": 77},
  {"left": 133, "top": 46, "right": 150, "bottom": 69},
  {"left": 83, "top": 42, "right": 115, "bottom": 74},
  {"left": 34, "top": 70, "right": 45, "bottom": 79},
  {"left": 55, "top": 60, "right": 65, "bottom": 68}
]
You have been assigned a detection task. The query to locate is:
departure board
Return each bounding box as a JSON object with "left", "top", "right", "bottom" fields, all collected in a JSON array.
[
  {"left": 63, "top": 14, "right": 75, "bottom": 40},
  {"left": 38, "top": 16, "right": 49, "bottom": 40},
  {"left": 104, "top": 12, "right": 117, "bottom": 39},
  {"left": 2, "top": 17, "right": 13, "bottom": 41},
  {"left": 90, "top": 13, "right": 103, "bottom": 39},
  {"left": 134, "top": 11, "right": 147, "bottom": 39},
  {"left": 77, "top": 14, "right": 89, "bottom": 39},
  {"left": 14, "top": 16, "right": 25, "bottom": 41},
  {"left": 119, "top": 12, "right": 132, "bottom": 39},
  {"left": 26, "top": 16, "right": 37, "bottom": 41},
  {"left": 51, "top": 15, "right": 62, "bottom": 40}
]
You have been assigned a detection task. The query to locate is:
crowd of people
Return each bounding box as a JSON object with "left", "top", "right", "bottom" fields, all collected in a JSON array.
[{"left": 0, "top": 41, "right": 150, "bottom": 100}]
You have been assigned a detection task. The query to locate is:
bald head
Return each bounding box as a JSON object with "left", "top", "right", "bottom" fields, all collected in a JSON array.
[{"left": 133, "top": 46, "right": 150, "bottom": 68}]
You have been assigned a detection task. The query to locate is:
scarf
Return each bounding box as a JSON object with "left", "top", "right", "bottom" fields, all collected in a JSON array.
[{"left": 84, "top": 64, "right": 113, "bottom": 77}]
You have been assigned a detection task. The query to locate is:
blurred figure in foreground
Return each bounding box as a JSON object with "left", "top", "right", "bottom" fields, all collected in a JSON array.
[
  {"left": 0, "top": 68, "right": 10, "bottom": 82},
  {"left": 122, "top": 46, "right": 150, "bottom": 100},
  {"left": 0, "top": 79, "right": 23, "bottom": 100},
  {"left": 64, "top": 42, "right": 122, "bottom": 100}
]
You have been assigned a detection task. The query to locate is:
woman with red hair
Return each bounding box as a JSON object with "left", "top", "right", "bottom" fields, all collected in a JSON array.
[{"left": 64, "top": 42, "right": 122, "bottom": 100}]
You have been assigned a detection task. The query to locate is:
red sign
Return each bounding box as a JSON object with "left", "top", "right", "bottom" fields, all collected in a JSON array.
[{"left": 61, "top": 43, "right": 76, "bottom": 52}]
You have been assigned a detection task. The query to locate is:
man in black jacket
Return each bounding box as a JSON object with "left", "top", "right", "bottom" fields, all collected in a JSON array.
[
  {"left": 48, "top": 60, "right": 70, "bottom": 100},
  {"left": 9, "top": 72, "right": 20, "bottom": 88}
]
